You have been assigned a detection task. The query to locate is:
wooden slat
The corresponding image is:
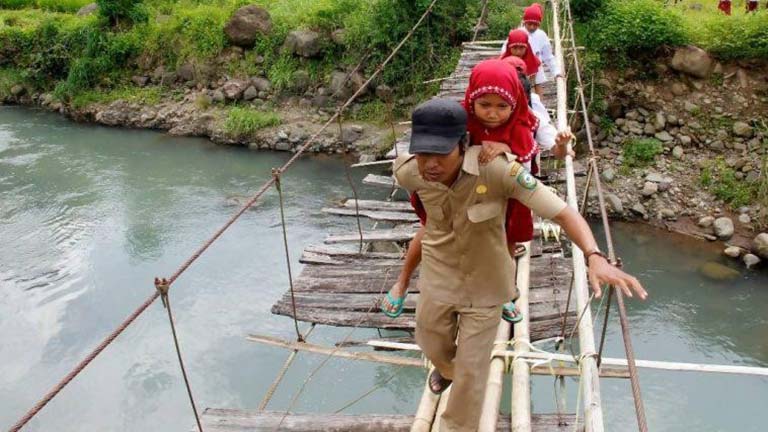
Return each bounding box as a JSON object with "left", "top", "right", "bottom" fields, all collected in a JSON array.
[
  {"left": 362, "top": 174, "right": 396, "bottom": 188},
  {"left": 325, "top": 229, "right": 416, "bottom": 244},
  {"left": 270, "top": 305, "right": 576, "bottom": 341},
  {"left": 322, "top": 208, "right": 420, "bottom": 223},
  {"left": 341, "top": 199, "right": 414, "bottom": 212},
  {"left": 200, "top": 409, "right": 581, "bottom": 431},
  {"left": 302, "top": 245, "right": 403, "bottom": 260}
]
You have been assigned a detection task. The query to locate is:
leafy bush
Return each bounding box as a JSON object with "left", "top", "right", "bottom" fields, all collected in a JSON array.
[
  {"left": 96, "top": 0, "right": 148, "bottom": 26},
  {"left": 622, "top": 138, "right": 662, "bottom": 167},
  {"left": 692, "top": 13, "right": 768, "bottom": 60},
  {"left": 584, "top": 0, "right": 688, "bottom": 63},
  {"left": 0, "top": 0, "right": 34, "bottom": 9},
  {"left": 570, "top": 0, "right": 606, "bottom": 22},
  {"left": 223, "top": 106, "right": 281, "bottom": 137},
  {"left": 36, "top": 0, "right": 91, "bottom": 13},
  {"left": 699, "top": 157, "right": 758, "bottom": 208}
]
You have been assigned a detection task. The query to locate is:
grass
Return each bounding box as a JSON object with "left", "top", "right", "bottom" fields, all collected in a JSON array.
[
  {"left": 699, "top": 157, "right": 759, "bottom": 209},
  {"left": 622, "top": 138, "right": 663, "bottom": 168},
  {"left": 0, "top": 67, "right": 25, "bottom": 98},
  {"left": 69, "top": 85, "right": 166, "bottom": 109},
  {"left": 223, "top": 106, "right": 281, "bottom": 137},
  {"left": 0, "top": 0, "right": 90, "bottom": 12}
]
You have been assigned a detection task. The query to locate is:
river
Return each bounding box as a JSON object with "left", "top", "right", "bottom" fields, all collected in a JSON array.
[{"left": 1, "top": 107, "right": 766, "bottom": 431}]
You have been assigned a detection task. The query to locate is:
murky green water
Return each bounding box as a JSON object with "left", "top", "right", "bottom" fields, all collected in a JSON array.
[{"left": 1, "top": 107, "right": 767, "bottom": 431}]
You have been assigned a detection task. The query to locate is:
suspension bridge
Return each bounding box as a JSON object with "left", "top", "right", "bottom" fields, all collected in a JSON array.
[{"left": 9, "top": 1, "right": 768, "bottom": 432}]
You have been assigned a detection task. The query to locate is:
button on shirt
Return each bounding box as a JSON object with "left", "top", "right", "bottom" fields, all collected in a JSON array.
[{"left": 394, "top": 146, "right": 567, "bottom": 307}]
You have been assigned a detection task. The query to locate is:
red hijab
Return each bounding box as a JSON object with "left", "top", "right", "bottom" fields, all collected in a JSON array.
[
  {"left": 462, "top": 59, "right": 539, "bottom": 163},
  {"left": 502, "top": 56, "right": 528, "bottom": 75},
  {"left": 523, "top": 3, "right": 543, "bottom": 23},
  {"left": 500, "top": 29, "right": 540, "bottom": 76}
]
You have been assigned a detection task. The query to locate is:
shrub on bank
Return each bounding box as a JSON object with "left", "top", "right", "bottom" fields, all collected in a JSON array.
[
  {"left": 223, "top": 106, "right": 280, "bottom": 137},
  {"left": 584, "top": 0, "right": 688, "bottom": 63},
  {"left": 622, "top": 138, "right": 663, "bottom": 167},
  {"left": 693, "top": 13, "right": 768, "bottom": 60}
]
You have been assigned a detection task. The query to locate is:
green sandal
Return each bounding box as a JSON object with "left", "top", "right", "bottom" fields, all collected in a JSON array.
[
  {"left": 502, "top": 301, "right": 523, "bottom": 324},
  {"left": 381, "top": 292, "right": 406, "bottom": 318}
]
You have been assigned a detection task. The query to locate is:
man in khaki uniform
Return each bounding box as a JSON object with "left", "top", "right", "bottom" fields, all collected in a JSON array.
[{"left": 395, "top": 99, "right": 646, "bottom": 431}]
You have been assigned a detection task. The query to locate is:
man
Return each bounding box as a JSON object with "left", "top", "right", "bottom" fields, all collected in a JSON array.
[{"left": 394, "top": 99, "right": 646, "bottom": 431}]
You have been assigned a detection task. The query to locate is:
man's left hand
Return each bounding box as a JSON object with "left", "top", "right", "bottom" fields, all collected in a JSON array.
[{"left": 587, "top": 255, "right": 647, "bottom": 300}]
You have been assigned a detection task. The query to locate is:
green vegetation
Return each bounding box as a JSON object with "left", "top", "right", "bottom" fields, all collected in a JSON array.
[
  {"left": 0, "top": 0, "right": 497, "bottom": 107},
  {"left": 621, "top": 138, "right": 663, "bottom": 167},
  {"left": 223, "top": 106, "right": 280, "bottom": 136},
  {"left": 69, "top": 85, "right": 167, "bottom": 108},
  {"left": 699, "top": 157, "right": 759, "bottom": 208},
  {"left": 0, "top": 0, "right": 90, "bottom": 12},
  {"left": 576, "top": 0, "right": 768, "bottom": 67}
]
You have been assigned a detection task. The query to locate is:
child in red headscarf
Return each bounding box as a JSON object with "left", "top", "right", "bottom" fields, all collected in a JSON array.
[
  {"left": 718, "top": 0, "right": 732, "bottom": 15},
  {"left": 499, "top": 29, "right": 540, "bottom": 83},
  {"left": 746, "top": 0, "right": 758, "bottom": 12},
  {"left": 519, "top": 3, "right": 562, "bottom": 98}
]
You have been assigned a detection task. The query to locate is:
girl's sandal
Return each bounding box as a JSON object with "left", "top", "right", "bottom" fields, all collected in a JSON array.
[{"left": 514, "top": 244, "right": 527, "bottom": 258}]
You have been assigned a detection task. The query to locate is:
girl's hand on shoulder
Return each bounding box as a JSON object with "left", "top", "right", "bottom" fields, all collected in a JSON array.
[{"left": 479, "top": 141, "right": 509, "bottom": 165}]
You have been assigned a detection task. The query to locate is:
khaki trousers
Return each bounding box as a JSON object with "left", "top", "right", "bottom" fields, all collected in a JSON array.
[{"left": 416, "top": 294, "right": 502, "bottom": 432}]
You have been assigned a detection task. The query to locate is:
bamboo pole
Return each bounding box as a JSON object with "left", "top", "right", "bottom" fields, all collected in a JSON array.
[
  {"left": 430, "top": 387, "right": 452, "bottom": 432},
  {"left": 510, "top": 245, "right": 532, "bottom": 432},
  {"left": 411, "top": 378, "right": 441, "bottom": 432},
  {"left": 550, "top": 1, "right": 604, "bottom": 430},
  {"left": 478, "top": 321, "right": 512, "bottom": 432}
]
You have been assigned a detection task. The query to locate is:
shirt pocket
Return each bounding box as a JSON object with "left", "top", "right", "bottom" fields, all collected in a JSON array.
[{"left": 467, "top": 201, "right": 503, "bottom": 224}]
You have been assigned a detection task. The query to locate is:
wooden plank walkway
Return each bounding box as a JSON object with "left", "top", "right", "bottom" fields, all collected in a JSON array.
[{"left": 201, "top": 409, "right": 580, "bottom": 431}]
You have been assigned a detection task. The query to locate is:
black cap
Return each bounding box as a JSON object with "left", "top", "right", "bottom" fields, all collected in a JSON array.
[{"left": 409, "top": 98, "right": 467, "bottom": 154}]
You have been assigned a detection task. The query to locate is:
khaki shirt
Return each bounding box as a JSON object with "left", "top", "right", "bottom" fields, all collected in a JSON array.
[{"left": 394, "top": 146, "right": 567, "bottom": 307}]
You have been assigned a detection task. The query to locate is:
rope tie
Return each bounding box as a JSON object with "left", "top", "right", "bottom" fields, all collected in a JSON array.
[
  {"left": 153, "top": 277, "right": 204, "bottom": 432},
  {"left": 272, "top": 169, "right": 303, "bottom": 343}
]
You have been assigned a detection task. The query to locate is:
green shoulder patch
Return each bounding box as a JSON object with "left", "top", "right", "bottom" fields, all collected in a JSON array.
[{"left": 517, "top": 171, "right": 537, "bottom": 190}]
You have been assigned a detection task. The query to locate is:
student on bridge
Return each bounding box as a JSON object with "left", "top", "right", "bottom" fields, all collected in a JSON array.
[
  {"left": 520, "top": 3, "right": 562, "bottom": 98},
  {"left": 499, "top": 29, "right": 540, "bottom": 83},
  {"left": 718, "top": 0, "right": 732, "bottom": 15},
  {"left": 746, "top": 0, "right": 759, "bottom": 12},
  {"left": 392, "top": 98, "right": 646, "bottom": 431}
]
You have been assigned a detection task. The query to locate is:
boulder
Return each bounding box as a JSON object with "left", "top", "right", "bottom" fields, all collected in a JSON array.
[
  {"left": 224, "top": 5, "right": 272, "bottom": 47},
  {"left": 698, "top": 215, "right": 714, "bottom": 228},
  {"left": 211, "top": 90, "right": 225, "bottom": 103},
  {"left": 699, "top": 262, "right": 739, "bottom": 281},
  {"left": 76, "top": 2, "right": 98, "bottom": 16},
  {"left": 670, "top": 45, "right": 712, "bottom": 79},
  {"left": 641, "top": 182, "right": 658, "bottom": 197},
  {"left": 743, "top": 254, "right": 761, "bottom": 269},
  {"left": 131, "top": 75, "right": 149, "bottom": 87},
  {"left": 713, "top": 217, "right": 734, "bottom": 240},
  {"left": 672, "top": 145, "right": 684, "bottom": 159},
  {"left": 654, "top": 112, "right": 667, "bottom": 131},
  {"left": 670, "top": 82, "right": 687, "bottom": 96},
  {"left": 10, "top": 84, "right": 26, "bottom": 97},
  {"left": 752, "top": 233, "right": 768, "bottom": 259},
  {"left": 724, "top": 246, "right": 742, "bottom": 258},
  {"left": 601, "top": 167, "right": 615, "bottom": 183},
  {"left": 283, "top": 30, "right": 325, "bottom": 58},
  {"left": 738, "top": 213, "right": 751, "bottom": 224},
  {"left": 605, "top": 193, "right": 623, "bottom": 214},
  {"left": 732, "top": 121, "right": 753, "bottom": 138},
  {"left": 292, "top": 70, "right": 311, "bottom": 93},
  {"left": 375, "top": 84, "right": 394, "bottom": 101},
  {"left": 251, "top": 77, "right": 272, "bottom": 93},
  {"left": 654, "top": 131, "right": 673, "bottom": 142},
  {"left": 243, "top": 86, "right": 259, "bottom": 101},
  {"left": 177, "top": 62, "right": 195, "bottom": 82},
  {"left": 221, "top": 80, "right": 247, "bottom": 100}
]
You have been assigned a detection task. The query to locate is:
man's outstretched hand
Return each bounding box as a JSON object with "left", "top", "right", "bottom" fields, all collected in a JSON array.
[{"left": 587, "top": 255, "right": 647, "bottom": 300}]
